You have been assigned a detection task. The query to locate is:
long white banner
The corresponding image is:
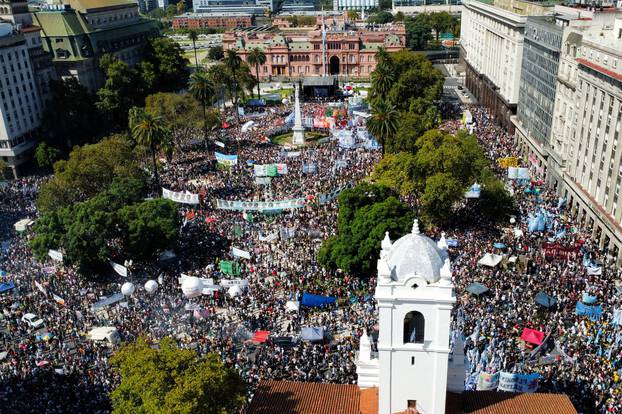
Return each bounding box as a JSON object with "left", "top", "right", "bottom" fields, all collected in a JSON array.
[
  {"left": 215, "top": 198, "right": 306, "bottom": 211},
  {"left": 48, "top": 249, "right": 63, "bottom": 262},
  {"left": 232, "top": 247, "right": 251, "bottom": 260},
  {"left": 162, "top": 188, "right": 200, "bottom": 205}
]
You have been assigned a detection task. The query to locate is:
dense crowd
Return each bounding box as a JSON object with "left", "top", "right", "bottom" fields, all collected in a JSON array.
[
  {"left": 0, "top": 101, "right": 379, "bottom": 413},
  {"left": 2, "top": 93, "right": 622, "bottom": 413}
]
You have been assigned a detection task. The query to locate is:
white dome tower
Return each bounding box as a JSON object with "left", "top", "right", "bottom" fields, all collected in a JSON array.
[{"left": 374, "top": 219, "right": 455, "bottom": 414}]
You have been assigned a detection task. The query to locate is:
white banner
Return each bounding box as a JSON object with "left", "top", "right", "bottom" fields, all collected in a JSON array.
[
  {"left": 48, "top": 249, "right": 63, "bottom": 262},
  {"left": 220, "top": 278, "right": 249, "bottom": 288},
  {"left": 286, "top": 151, "right": 301, "bottom": 158},
  {"left": 258, "top": 232, "right": 278, "bottom": 242},
  {"left": 497, "top": 372, "right": 517, "bottom": 392},
  {"left": 162, "top": 188, "right": 200, "bottom": 205},
  {"left": 215, "top": 198, "right": 306, "bottom": 211},
  {"left": 178, "top": 274, "right": 213, "bottom": 286},
  {"left": 215, "top": 140, "right": 225, "bottom": 148},
  {"left": 34, "top": 280, "right": 47, "bottom": 295},
  {"left": 232, "top": 247, "right": 251, "bottom": 260},
  {"left": 91, "top": 293, "right": 124, "bottom": 311},
  {"left": 109, "top": 261, "right": 128, "bottom": 277}
]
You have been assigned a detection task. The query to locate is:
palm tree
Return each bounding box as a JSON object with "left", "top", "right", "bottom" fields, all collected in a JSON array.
[
  {"left": 246, "top": 48, "right": 266, "bottom": 100},
  {"left": 129, "top": 107, "right": 170, "bottom": 189},
  {"left": 188, "top": 30, "right": 199, "bottom": 68},
  {"left": 371, "top": 63, "right": 395, "bottom": 101},
  {"left": 366, "top": 100, "right": 398, "bottom": 157},
  {"left": 188, "top": 71, "right": 214, "bottom": 148},
  {"left": 224, "top": 49, "right": 243, "bottom": 122}
]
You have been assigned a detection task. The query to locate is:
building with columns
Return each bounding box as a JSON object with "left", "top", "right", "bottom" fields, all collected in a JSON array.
[
  {"left": 222, "top": 20, "right": 405, "bottom": 80},
  {"left": 460, "top": 0, "right": 557, "bottom": 131}
]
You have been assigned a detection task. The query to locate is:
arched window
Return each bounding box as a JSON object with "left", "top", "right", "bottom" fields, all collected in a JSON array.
[{"left": 403, "top": 311, "right": 425, "bottom": 344}]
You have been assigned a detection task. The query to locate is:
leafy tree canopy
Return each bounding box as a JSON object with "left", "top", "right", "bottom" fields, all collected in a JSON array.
[
  {"left": 144, "top": 37, "right": 190, "bottom": 92},
  {"left": 34, "top": 142, "right": 61, "bottom": 168},
  {"left": 318, "top": 183, "right": 415, "bottom": 276},
  {"left": 207, "top": 45, "right": 224, "bottom": 61},
  {"left": 36, "top": 134, "right": 142, "bottom": 212},
  {"left": 110, "top": 337, "right": 246, "bottom": 414}
]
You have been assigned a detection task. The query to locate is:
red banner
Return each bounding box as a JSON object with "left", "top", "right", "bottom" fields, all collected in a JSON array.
[{"left": 541, "top": 242, "right": 580, "bottom": 260}]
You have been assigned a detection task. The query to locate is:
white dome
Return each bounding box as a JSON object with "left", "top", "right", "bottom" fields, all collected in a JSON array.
[
  {"left": 121, "top": 282, "right": 135, "bottom": 296},
  {"left": 385, "top": 220, "right": 446, "bottom": 284},
  {"left": 181, "top": 277, "right": 203, "bottom": 298},
  {"left": 144, "top": 280, "right": 158, "bottom": 294}
]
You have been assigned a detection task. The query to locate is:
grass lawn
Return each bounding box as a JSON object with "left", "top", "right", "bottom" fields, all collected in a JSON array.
[{"left": 270, "top": 131, "right": 328, "bottom": 146}]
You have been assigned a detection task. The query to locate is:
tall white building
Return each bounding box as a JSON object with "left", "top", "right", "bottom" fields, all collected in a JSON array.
[
  {"left": 460, "top": 0, "right": 556, "bottom": 131},
  {"left": 333, "top": 0, "right": 378, "bottom": 11},
  {"left": 554, "top": 16, "right": 622, "bottom": 259},
  {"left": 356, "top": 220, "right": 455, "bottom": 414},
  {"left": 0, "top": 22, "right": 43, "bottom": 178}
]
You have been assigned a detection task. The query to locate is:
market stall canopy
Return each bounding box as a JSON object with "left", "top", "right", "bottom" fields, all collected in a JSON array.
[
  {"left": 301, "top": 327, "right": 325, "bottom": 342},
  {"left": 534, "top": 292, "right": 557, "bottom": 308},
  {"left": 520, "top": 328, "right": 545, "bottom": 345},
  {"left": 478, "top": 253, "right": 503, "bottom": 267},
  {"left": 466, "top": 282, "right": 489, "bottom": 296},
  {"left": 252, "top": 330, "right": 270, "bottom": 343}
]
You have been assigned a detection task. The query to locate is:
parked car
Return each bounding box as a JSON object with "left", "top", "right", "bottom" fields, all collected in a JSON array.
[{"left": 21, "top": 313, "right": 44, "bottom": 328}]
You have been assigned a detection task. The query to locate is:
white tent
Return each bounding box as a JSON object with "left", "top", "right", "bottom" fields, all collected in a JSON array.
[
  {"left": 14, "top": 219, "right": 33, "bottom": 233},
  {"left": 478, "top": 253, "right": 503, "bottom": 267},
  {"left": 87, "top": 327, "right": 120, "bottom": 345},
  {"left": 285, "top": 300, "right": 300, "bottom": 312}
]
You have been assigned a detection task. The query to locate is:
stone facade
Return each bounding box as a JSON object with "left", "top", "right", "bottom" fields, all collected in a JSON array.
[
  {"left": 222, "top": 22, "right": 405, "bottom": 80},
  {"left": 172, "top": 13, "right": 254, "bottom": 29}
]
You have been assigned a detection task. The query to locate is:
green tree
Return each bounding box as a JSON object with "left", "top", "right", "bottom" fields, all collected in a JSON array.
[
  {"left": 36, "top": 134, "right": 141, "bottom": 212},
  {"left": 370, "top": 62, "right": 395, "bottom": 102},
  {"left": 428, "top": 12, "right": 454, "bottom": 41},
  {"left": 110, "top": 337, "right": 246, "bottom": 414},
  {"left": 371, "top": 152, "right": 418, "bottom": 196},
  {"left": 207, "top": 45, "right": 224, "bottom": 61},
  {"left": 421, "top": 172, "right": 463, "bottom": 224},
  {"left": 188, "top": 30, "right": 199, "bottom": 67},
  {"left": 145, "top": 92, "right": 208, "bottom": 145},
  {"left": 0, "top": 159, "right": 8, "bottom": 180},
  {"left": 144, "top": 37, "right": 190, "bottom": 92},
  {"left": 394, "top": 11, "right": 405, "bottom": 22},
  {"left": 388, "top": 107, "right": 438, "bottom": 153},
  {"left": 34, "top": 142, "right": 61, "bottom": 168},
  {"left": 347, "top": 10, "right": 359, "bottom": 20},
  {"left": 129, "top": 107, "right": 171, "bottom": 189},
  {"left": 43, "top": 77, "right": 101, "bottom": 150},
  {"left": 118, "top": 199, "right": 179, "bottom": 261},
  {"left": 97, "top": 55, "right": 143, "bottom": 129},
  {"left": 246, "top": 48, "right": 266, "bottom": 99},
  {"left": 188, "top": 71, "right": 215, "bottom": 147},
  {"left": 224, "top": 49, "right": 243, "bottom": 120},
  {"left": 369, "top": 11, "right": 393, "bottom": 24},
  {"left": 405, "top": 15, "right": 433, "bottom": 50},
  {"left": 176, "top": 0, "right": 185, "bottom": 14},
  {"left": 378, "top": 0, "right": 392, "bottom": 10},
  {"left": 165, "top": 4, "right": 177, "bottom": 19},
  {"left": 318, "top": 183, "right": 415, "bottom": 276},
  {"left": 367, "top": 100, "right": 399, "bottom": 156}
]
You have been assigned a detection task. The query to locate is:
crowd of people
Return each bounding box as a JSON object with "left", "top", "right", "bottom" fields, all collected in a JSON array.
[
  {"left": 1, "top": 92, "right": 622, "bottom": 413},
  {"left": 0, "top": 101, "right": 380, "bottom": 413}
]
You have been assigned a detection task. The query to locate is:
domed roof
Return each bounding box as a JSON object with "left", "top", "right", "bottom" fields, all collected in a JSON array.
[{"left": 385, "top": 220, "right": 446, "bottom": 284}]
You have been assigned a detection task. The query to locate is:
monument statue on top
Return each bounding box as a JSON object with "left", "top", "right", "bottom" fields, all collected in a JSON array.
[{"left": 291, "top": 83, "right": 305, "bottom": 146}]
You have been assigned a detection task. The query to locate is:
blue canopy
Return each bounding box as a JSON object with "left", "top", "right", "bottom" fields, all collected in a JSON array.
[
  {"left": 535, "top": 292, "right": 557, "bottom": 308},
  {"left": 301, "top": 292, "right": 336, "bottom": 307},
  {"left": 493, "top": 242, "right": 506, "bottom": 249},
  {"left": 466, "top": 282, "right": 489, "bottom": 296},
  {"left": 0, "top": 281, "right": 15, "bottom": 294},
  {"left": 576, "top": 301, "right": 603, "bottom": 320}
]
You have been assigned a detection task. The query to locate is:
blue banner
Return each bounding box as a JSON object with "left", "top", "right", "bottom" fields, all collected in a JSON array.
[
  {"left": 301, "top": 292, "right": 336, "bottom": 307},
  {"left": 0, "top": 281, "right": 15, "bottom": 294},
  {"left": 215, "top": 152, "right": 238, "bottom": 166},
  {"left": 576, "top": 301, "right": 603, "bottom": 320}
]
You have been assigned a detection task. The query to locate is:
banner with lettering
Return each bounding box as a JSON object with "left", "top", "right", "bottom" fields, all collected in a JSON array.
[
  {"left": 498, "top": 372, "right": 518, "bottom": 392},
  {"left": 254, "top": 164, "right": 288, "bottom": 177},
  {"left": 476, "top": 371, "right": 499, "bottom": 390},
  {"left": 232, "top": 247, "right": 251, "bottom": 260},
  {"left": 215, "top": 152, "right": 238, "bottom": 166},
  {"left": 215, "top": 198, "right": 306, "bottom": 212},
  {"left": 162, "top": 188, "right": 200, "bottom": 204}
]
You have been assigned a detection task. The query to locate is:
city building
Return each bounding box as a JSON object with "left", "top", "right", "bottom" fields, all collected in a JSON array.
[
  {"left": 172, "top": 12, "right": 254, "bottom": 29},
  {"left": 192, "top": 0, "right": 272, "bottom": 16},
  {"left": 32, "top": 0, "right": 159, "bottom": 92},
  {"left": 222, "top": 21, "right": 405, "bottom": 79},
  {"left": 0, "top": 22, "right": 44, "bottom": 177},
  {"left": 460, "top": 0, "right": 557, "bottom": 131},
  {"left": 333, "top": 0, "right": 378, "bottom": 12},
  {"left": 246, "top": 222, "right": 578, "bottom": 414},
  {"left": 554, "top": 16, "right": 622, "bottom": 259},
  {"left": 137, "top": 0, "right": 158, "bottom": 13},
  {"left": 512, "top": 15, "right": 563, "bottom": 179}
]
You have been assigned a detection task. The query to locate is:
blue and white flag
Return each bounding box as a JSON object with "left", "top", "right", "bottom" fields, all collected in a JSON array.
[{"left": 215, "top": 152, "right": 238, "bottom": 166}]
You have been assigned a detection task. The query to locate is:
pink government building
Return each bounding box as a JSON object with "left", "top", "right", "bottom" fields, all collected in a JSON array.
[{"left": 222, "top": 16, "right": 406, "bottom": 80}]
